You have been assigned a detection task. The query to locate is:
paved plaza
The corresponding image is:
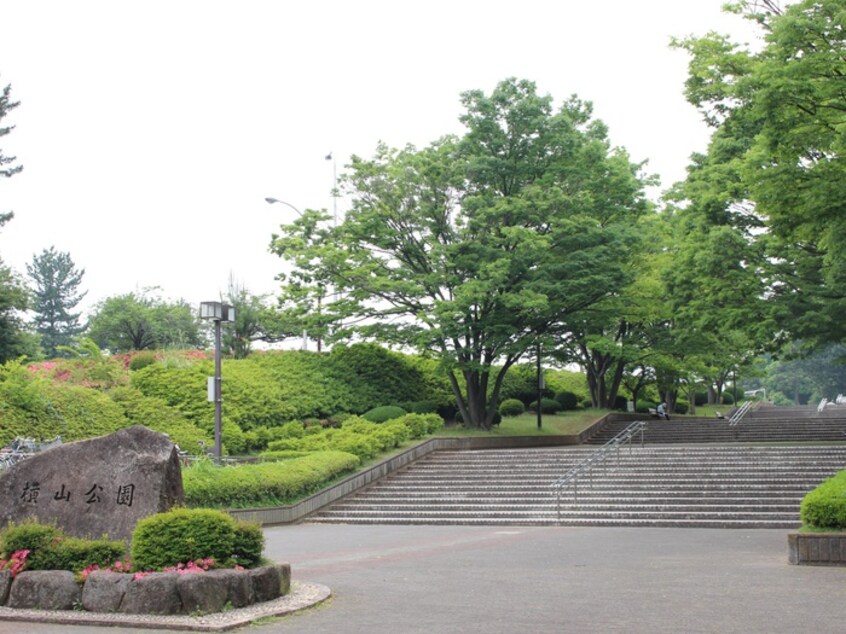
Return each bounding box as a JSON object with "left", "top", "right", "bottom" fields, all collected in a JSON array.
[{"left": 1, "top": 523, "right": 845, "bottom": 633}]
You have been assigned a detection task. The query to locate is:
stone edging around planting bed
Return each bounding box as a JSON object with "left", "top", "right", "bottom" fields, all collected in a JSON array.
[
  {"left": 788, "top": 533, "right": 846, "bottom": 565},
  {"left": 0, "top": 580, "right": 330, "bottom": 631},
  {"left": 0, "top": 563, "right": 315, "bottom": 624}
]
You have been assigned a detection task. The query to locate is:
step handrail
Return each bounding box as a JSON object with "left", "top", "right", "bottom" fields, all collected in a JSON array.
[
  {"left": 551, "top": 420, "right": 647, "bottom": 521},
  {"left": 729, "top": 401, "right": 752, "bottom": 426}
]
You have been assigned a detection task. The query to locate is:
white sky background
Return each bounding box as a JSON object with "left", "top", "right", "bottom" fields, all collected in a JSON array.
[{"left": 0, "top": 1, "right": 762, "bottom": 319}]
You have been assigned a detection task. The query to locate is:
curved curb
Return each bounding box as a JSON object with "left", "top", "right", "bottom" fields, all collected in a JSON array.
[{"left": 0, "top": 580, "right": 331, "bottom": 631}]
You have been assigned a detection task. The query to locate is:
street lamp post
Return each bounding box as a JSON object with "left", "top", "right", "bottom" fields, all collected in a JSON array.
[{"left": 199, "top": 301, "right": 235, "bottom": 462}]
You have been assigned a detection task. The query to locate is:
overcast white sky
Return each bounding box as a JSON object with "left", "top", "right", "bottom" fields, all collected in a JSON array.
[{"left": 0, "top": 1, "right": 761, "bottom": 319}]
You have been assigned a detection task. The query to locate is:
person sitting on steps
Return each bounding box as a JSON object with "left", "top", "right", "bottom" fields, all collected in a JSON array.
[{"left": 656, "top": 401, "right": 670, "bottom": 420}]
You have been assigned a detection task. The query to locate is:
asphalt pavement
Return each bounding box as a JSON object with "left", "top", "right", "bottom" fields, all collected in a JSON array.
[{"left": 1, "top": 523, "right": 845, "bottom": 634}]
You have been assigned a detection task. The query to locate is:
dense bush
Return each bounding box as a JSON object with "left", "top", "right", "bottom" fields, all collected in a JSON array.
[
  {"left": 108, "top": 386, "right": 210, "bottom": 454},
  {"left": 722, "top": 392, "right": 736, "bottom": 405},
  {"left": 232, "top": 520, "right": 265, "bottom": 568},
  {"left": 131, "top": 508, "right": 237, "bottom": 571},
  {"left": 129, "top": 352, "right": 157, "bottom": 372},
  {"left": 635, "top": 400, "right": 657, "bottom": 414},
  {"left": 362, "top": 405, "right": 407, "bottom": 423},
  {"left": 0, "top": 519, "right": 125, "bottom": 574},
  {"left": 529, "top": 398, "right": 562, "bottom": 415},
  {"left": 694, "top": 390, "right": 708, "bottom": 406},
  {"left": 555, "top": 391, "right": 580, "bottom": 411},
  {"left": 499, "top": 399, "right": 525, "bottom": 417},
  {"left": 613, "top": 395, "right": 628, "bottom": 412},
  {"left": 674, "top": 400, "right": 689, "bottom": 415},
  {"left": 800, "top": 471, "right": 846, "bottom": 530},
  {"left": 183, "top": 451, "right": 360, "bottom": 507}
]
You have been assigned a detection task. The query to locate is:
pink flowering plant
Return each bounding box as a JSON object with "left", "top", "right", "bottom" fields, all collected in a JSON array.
[
  {"left": 0, "top": 549, "right": 30, "bottom": 577},
  {"left": 79, "top": 557, "right": 133, "bottom": 581}
]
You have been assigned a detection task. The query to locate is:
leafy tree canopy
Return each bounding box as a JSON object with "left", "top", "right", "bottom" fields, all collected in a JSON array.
[
  {"left": 86, "top": 289, "right": 202, "bottom": 353},
  {"left": 272, "top": 78, "right": 651, "bottom": 427}
]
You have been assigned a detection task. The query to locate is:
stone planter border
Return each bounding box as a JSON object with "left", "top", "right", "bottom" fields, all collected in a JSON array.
[
  {"left": 788, "top": 532, "right": 846, "bottom": 565},
  {"left": 1, "top": 564, "right": 291, "bottom": 616}
]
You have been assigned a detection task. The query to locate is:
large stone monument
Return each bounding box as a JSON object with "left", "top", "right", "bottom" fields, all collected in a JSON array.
[{"left": 0, "top": 426, "right": 184, "bottom": 542}]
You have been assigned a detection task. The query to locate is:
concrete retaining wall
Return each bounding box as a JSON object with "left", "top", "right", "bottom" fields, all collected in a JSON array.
[{"left": 788, "top": 533, "right": 846, "bottom": 565}]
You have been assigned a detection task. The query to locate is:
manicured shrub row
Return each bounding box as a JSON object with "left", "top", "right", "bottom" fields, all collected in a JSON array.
[
  {"left": 0, "top": 520, "right": 125, "bottom": 575},
  {"left": 800, "top": 471, "right": 846, "bottom": 530},
  {"left": 182, "top": 450, "right": 361, "bottom": 507},
  {"left": 263, "top": 414, "right": 444, "bottom": 462},
  {"left": 1, "top": 509, "right": 266, "bottom": 576}
]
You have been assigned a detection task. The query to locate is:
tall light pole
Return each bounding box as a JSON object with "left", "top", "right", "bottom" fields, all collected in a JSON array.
[{"left": 199, "top": 301, "right": 235, "bottom": 462}]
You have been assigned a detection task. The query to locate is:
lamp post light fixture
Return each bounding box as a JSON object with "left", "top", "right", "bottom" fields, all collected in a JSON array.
[{"left": 199, "top": 301, "right": 236, "bottom": 462}]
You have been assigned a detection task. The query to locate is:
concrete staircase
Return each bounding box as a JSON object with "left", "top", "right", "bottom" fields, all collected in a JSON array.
[
  {"left": 586, "top": 414, "right": 846, "bottom": 444},
  {"left": 308, "top": 444, "right": 846, "bottom": 528}
]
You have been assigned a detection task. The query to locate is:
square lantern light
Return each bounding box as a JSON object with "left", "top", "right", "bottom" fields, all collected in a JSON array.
[
  {"left": 222, "top": 303, "right": 236, "bottom": 323},
  {"left": 199, "top": 301, "right": 223, "bottom": 320}
]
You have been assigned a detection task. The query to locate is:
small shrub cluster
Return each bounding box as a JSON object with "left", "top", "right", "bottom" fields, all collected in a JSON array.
[
  {"left": 555, "top": 391, "right": 580, "bottom": 411},
  {"left": 0, "top": 519, "right": 125, "bottom": 575},
  {"left": 182, "top": 450, "right": 361, "bottom": 507},
  {"left": 131, "top": 508, "right": 262, "bottom": 571},
  {"left": 800, "top": 471, "right": 846, "bottom": 530},
  {"left": 263, "top": 414, "right": 443, "bottom": 462},
  {"left": 529, "top": 398, "right": 562, "bottom": 415},
  {"left": 362, "top": 405, "right": 407, "bottom": 423},
  {"left": 498, "top": 398, "right": 525, "bottom": 417}
]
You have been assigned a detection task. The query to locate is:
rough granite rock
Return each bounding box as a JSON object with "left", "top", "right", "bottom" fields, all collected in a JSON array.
[
  {"left": 0, "top": 571, "right": 10, "bottom": 606},
  {"left": 7, "top": 570, "right": 81, "bottom": 610},
  {"left": 81, "top": 570, "right": 132, "bottom": 612},
  {"left": 177, "top": 572, "right": 230, "bottom": 615},
  {"left": 119, "top": 572, "right": 182, "bottom": 615},
  {"left": 206, "top": 568, "right": 255, "bottom": 608},
  {"left": 249, "top": 564, "right": 290, "bottom": 603},
  {"left": 0, "top": 425, "right": 184, "bottom": 541}
]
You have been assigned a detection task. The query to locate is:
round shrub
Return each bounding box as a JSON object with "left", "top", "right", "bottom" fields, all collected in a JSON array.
[
  {"left": 362, "top": 405, "right": 407, "bottom": 423},
  {"left": 131, "top": 508, "right": 237, "bottom": 571},
  {"left": 529, "top": 398, "right": 561, "bottom": 415},
  {"left": 801, "top": 472, "right": 846, "bottom": 530},
  {"left": 399, "top": 400, "right": 439, "bottom": 414},
  {"left": 499, "top": 399, "right": 525, "bottom": 417},
  {"left": 694, "top": 391, "right": 708, "bottom": 406},
  {"left": 722, "top": 392, "right": 736, "bottom": 405},
  {"left": 675, "top": 400, "right": 689, "bottom": 415},
  {"left": 635, "top": 400, "right": 657, "bottom": 414},
  {"left": 613, "top": 396, "right": 628, "bottom": 412},
  {"left": 581, "top": 399, "right": 593, "bottom": 409},
  {"left": 555, "top": 391, "right": 580, "bottom": 411}
]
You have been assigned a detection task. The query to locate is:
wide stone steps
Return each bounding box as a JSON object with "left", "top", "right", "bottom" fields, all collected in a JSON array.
[{"left": 309, "top": 444, "right": 846, "bottom": 528}]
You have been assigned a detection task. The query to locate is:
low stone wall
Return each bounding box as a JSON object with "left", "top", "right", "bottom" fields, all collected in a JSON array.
[
  {"left": 788, "top": 533, "right": 846, "bottom": 565},
  {"left": 0, "top": 563, "right": 290, "bottom": 615}
]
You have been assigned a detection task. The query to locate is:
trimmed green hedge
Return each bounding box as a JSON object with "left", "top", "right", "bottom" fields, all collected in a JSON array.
[
  {"left": 362, "top": 405, "right": 407, "bottom": 423},
  {"left": 800, "top": 471, "right": 846, "bottom": 530},
  {"left": 0, "top": 519, "right": 125, "bottom": 574},
  {"left": 499, "top": 399, "right": 525, "bottom": 417},
  {"left": 182, "top": 450, "right": 360, "bottom": 507}
]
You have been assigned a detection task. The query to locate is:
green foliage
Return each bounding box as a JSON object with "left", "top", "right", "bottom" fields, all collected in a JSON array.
[
  {"left": 362, "top": 405, "right": 407, "bottom": 423},
  {"left": 674, "top": 400, "right": 689, "bottom": 415},
  {"left": 182, "top": 451, "right": 360, "bottom": 507},
  {"left": 129, "top": 351, "right": 157, "bottom": 371},
  {"left": 635, "top": 400, "right": 657, "bottom": 414},
  {"left": 801, "top": 471, "right": 846, "bottom": 530},
  {"left": 529, "top": 398, "right": 561, "bottom": 415},
  {"left": 0, "top": 519, "right": 63, "bottom": 571},
  {"left": 0, "top": 519, "right": 126, "bottom": 574},
  {"left": 131, "top": 508, "right": 237, "bottom": 571},
  {"left": 231, "top": 520, "right": 264, "bottom": 568},
  {"left": 498, "top": 398, "right": 526, "bottom": 417},
  {"left": 87, "top": 290, "right": 203, "bottom": 352},
  {"left": 107, "top": 386, "right": 210, "bottom": 454},
  {"left": 35, "top": 536, "right": 126, "bottom": 573},
  {"left": 555, "top": 391, "right": 580, "bottom": 411},
  {"left": 26, "top": 247, "right": 86, "bottom": 358},
  {"left": 393, "top": 413, "right": 443, "bottom": 438}
]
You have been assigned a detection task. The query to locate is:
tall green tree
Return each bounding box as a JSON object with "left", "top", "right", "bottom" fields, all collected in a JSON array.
[
  {"left": 272, "top": 79, "right": 650, "bottom": 428},
  {"left": 674, "top": 0, "right": 846, "bottom": 348},
  {"left": 26, "top": 247, "right": 86, "bottom": 357},
  {"left": 87, "top": 290, "right": 202, "bottom": 352},
  {"left": 221, "top": 275, "right": 297, "bottom": 358}
]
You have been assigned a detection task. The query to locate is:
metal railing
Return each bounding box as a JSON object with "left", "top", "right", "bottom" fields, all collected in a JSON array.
[
  {"left": 0, "top": 435, "right": 62, "bottom": 471},
  {"left": 729, "top": 401, "right": 752, "bottom": 426},
  {"left": 551, "top": 420, "right": 647, "bottom": 521}
]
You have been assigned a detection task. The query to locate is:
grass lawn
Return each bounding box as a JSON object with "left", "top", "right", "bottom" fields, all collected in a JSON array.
[{"left": 435, "top": 409, "right": 609, "bottom": 437}]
